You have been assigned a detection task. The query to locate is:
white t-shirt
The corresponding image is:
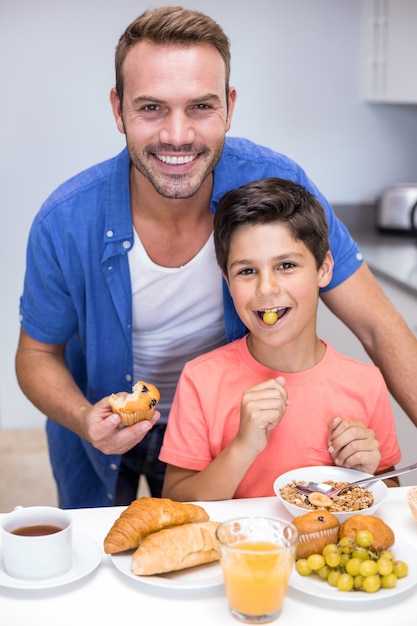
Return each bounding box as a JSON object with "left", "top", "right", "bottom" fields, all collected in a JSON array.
[{"left": 128, "top": 231, "right": 226, "bottom": 423}]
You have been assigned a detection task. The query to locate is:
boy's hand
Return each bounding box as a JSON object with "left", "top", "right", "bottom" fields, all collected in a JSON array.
[
  {"left": 327, "top": 416, "right": 381, "bottom": 474},
  {"left": 237, "top": 376, "right": 288, "bottom": 456}
]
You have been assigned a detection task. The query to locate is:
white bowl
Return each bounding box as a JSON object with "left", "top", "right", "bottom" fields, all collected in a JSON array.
[{"left": 273, "top": 465, "right": 388, "bottom": 522}]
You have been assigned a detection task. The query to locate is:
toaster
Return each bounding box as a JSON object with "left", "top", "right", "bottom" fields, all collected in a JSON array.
[{"left": 377, "top": 184, "right": 417, "bottom": 233}]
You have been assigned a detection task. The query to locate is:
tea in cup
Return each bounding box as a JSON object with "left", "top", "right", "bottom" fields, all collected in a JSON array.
[
  {"left": 0, "top": 506, "right": 73, "bottom": 580},
  {"left": 216, "top": 516, "right": 298, "bottom": 623}
]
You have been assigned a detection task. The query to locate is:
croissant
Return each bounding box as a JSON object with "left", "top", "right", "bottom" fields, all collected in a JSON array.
[
  {"left": 131, "top": 521, "right": 220, "bottom": 575},
  {"left": 103, "top": 497, "right": 210, "bottom": 554}
]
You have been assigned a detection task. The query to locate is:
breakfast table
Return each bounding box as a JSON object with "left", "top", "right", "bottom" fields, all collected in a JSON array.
[{"left": 1, "top": 486, "right": 416, "bottom": 626}]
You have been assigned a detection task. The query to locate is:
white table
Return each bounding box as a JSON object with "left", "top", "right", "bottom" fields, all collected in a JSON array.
[{"left": 1, "top": 487, "right": 416, "bottom": 626}]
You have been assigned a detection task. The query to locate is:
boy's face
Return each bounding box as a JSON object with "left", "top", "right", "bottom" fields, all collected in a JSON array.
[{"left": 225, "top": 221, "right": 333, "bottom": 361}]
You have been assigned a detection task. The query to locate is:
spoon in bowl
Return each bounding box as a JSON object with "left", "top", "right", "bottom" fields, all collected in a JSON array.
[{"left": 294, "top": 461, "right": 417, "bottom": 499}]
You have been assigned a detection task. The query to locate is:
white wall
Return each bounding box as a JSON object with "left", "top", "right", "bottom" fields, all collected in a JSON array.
[{"left": 2, "top": 0, "right": 417, "bottom": 430}]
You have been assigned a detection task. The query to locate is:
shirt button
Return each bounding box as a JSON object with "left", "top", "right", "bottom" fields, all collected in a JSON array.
[
  {"left": 106, "top": 230, "right": 114, "bottom": 238},
  {"left": 110, "top": 463, "right": 118, "bottom": 471},
  {"left": 125, "top": 374, "right": 132, "bottom": 382},
  {"left": 108, "top": 493, "right": 114, "bottom": 501},
  {"left": 123, "top": 240, "right": 131, "bottom": 250}
]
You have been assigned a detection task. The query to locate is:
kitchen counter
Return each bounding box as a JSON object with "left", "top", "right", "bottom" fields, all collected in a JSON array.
[
  {"left": 327, "top": 207, "right": 417, "bottom": 482},
  {"left": 354, "top": 231, "right": 417, "bottom": 296},
  {"left": 334, "top": 204, "right": 417, "bottom": 295}
]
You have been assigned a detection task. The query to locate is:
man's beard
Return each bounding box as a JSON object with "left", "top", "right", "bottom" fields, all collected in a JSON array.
[{"left": 126, "top": 139, "right": 225, "bottom": 200}]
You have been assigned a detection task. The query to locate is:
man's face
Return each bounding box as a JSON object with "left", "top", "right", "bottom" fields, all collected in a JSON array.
[{"left": 111, "top": 41, "right": 236, "bottom": 199}]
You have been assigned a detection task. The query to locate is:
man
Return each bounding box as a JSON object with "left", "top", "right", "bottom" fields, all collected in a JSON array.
[{"left": 15, "top": 6, "right": 417, "bottom": 508}]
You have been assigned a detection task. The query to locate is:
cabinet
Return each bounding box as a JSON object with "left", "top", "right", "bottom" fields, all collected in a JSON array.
[
  {"left": 362, "top": 0, "right": 417, "bottom": 103},
  {"left": 317, "top": 276, "right": 417, "bottom": 485}
]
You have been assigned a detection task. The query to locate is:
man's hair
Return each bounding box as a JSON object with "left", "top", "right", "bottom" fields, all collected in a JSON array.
[
  {"left": 114, "top": 6, "right": 231, "bottom": 106},
  {"left": 214, "top": 177, "right": 330, "bottom": 276}
]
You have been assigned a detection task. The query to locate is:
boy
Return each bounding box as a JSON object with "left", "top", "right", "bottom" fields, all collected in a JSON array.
[{"left": 160, "top": 178, "right": 401, "bottom": 501}]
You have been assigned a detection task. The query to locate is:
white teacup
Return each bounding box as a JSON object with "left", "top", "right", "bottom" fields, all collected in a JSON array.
[{"left": 0, "top": 506, "right": 73, "bottom": 580}]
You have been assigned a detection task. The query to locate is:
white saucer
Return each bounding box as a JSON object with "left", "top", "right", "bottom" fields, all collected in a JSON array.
[{"left": 0, "top": 531, "right": 102, "bottom": 590}]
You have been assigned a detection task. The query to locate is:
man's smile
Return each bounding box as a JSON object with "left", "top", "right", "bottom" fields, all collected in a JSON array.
[{"left": 155, "top": 154, "right": 198, "bottom": 165}]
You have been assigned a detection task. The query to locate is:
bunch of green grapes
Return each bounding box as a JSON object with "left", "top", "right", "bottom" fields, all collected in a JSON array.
[{"left": 295, "top": 529, "right": 408, "bottom": 593}]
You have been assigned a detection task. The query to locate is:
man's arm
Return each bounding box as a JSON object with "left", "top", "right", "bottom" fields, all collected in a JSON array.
[
  {"left": 15, "top": 329, "right": 158, "bottom": 453},
  {"left": 15, "top": 330, "right": 92, "bottom": 440},
  {"left": 321, "top": 262, "right": 417, "bottom": 427}
]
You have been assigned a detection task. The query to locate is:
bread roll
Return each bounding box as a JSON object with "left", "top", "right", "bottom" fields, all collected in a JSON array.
[
  {"left": 338, "top": 514, "right": 394, "bottom": 551},
  {"left": 109, "top": 381, "right": 160, "bottom": 426},
  {"left": 131, "top": 521, "right": 220, "bottom": 575},
  {"left": 104, "top": 497, "right": 210, "bottom": 554}
]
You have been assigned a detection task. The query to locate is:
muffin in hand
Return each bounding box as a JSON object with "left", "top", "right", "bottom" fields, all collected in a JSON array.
[{"left": 109, "top": 381, "right": 160, "bottom": 426}]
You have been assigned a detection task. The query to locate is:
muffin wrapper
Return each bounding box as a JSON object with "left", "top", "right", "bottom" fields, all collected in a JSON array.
[
  {"left": 407, "top": 487, "right": 417, "bottom": 522},
  {"left": 119, "top": 408, "right": 154, "bottom": 426},
  {"left": 296, "top": 527, "right": 339, "bottom": 560}
]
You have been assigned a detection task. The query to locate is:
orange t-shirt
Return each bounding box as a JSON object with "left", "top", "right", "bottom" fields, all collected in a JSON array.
[{"left": 159, "top": 337, "right": 401, "bottom": 498}]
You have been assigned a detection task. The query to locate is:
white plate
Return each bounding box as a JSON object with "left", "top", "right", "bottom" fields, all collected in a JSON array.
[
  {"left": 0, "top": 531, "right": 102, "bottom": 590},
  {"left": 289, "top": 538, "right": 417, "bottom": 602},
  {"left": 111, "top": 551, "right": 223, "bottom": 590}
]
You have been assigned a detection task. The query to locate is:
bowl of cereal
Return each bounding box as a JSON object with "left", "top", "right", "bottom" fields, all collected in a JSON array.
[{"left": 273, "top": 466, "right": 388, "bottom": 522}]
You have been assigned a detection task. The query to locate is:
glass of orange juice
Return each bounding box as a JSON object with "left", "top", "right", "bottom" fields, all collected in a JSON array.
[{"left": 216, "top": 517, "right": 298, "bottom": 623}]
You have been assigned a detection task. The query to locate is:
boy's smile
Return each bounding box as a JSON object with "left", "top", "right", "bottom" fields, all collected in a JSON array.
[{"left": 258, "top": 307, "right": 289, "bottom": 325}]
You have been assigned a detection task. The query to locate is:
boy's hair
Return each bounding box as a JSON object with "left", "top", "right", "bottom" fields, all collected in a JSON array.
[
  {"left": 114, "top": 6, "right": 231, "bottom": 106},
  {"left": 214, "top": 177, "right": 330, "bottom": 276}
]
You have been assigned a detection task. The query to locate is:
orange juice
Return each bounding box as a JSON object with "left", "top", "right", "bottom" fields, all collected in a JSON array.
[{"left": 221, "top": 540, "right": 294, "bottom": 616}]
